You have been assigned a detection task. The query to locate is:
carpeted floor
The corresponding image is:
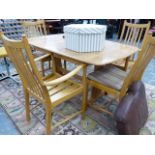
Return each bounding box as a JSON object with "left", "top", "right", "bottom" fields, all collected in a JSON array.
[{"left": 0, "top": 75, "right": 155, "bottom": 135}]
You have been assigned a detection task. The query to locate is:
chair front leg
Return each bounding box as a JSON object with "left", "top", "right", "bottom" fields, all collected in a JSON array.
[
  {"left": 46, "top": 107, "right": 52, "bottom": 135},
  {"left": 24, "top": 88, "right": 30, "bottom": 121}
]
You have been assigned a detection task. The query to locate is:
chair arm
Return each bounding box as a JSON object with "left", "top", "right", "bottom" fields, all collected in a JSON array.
[
  {"left": 44, "top": 64, "right": 84, "bottom": 86},
  {"left": 34, "top": 54, "right": 51, "bottom": 62}
]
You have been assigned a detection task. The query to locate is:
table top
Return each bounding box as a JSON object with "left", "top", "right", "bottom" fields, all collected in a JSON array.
[{"left": 29, "top": 34, "right": 140, "bottom": 66}]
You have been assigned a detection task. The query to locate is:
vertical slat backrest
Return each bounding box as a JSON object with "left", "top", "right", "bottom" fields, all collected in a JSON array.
[
  {"left": 0, "top": 32, "right": 50, "bottom": 103},
  {"left": 134, "top": 33, "right": 155, "bottom": 80},
  {"left": 121, "top": 32, "right": 155, "bottom": 93},
  {"left": 120, "top": 20, "right": 150, "bottom": 48},
  {"left": 22, "top": 20, "right": 47, "bottom": 38}
]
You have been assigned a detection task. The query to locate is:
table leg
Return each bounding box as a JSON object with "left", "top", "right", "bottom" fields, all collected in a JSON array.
[
  {"left": 54, "top": 57, "right": 63, "bottom": 74},
  {"left": 90, "top": 66, "right": 103, "bottom": 104}
]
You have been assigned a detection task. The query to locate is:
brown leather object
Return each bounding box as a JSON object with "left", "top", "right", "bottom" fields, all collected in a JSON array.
[{"left": 114, "top": 81, "right": 148, "bottom": 135}]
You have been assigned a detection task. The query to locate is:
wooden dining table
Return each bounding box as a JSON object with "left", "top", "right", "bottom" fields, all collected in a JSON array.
[
  {"left": 29, "top": 34, "right": 140, "bottom": 99},
  {"left": 29, "top": 34, "right": 139, "bottom": 66}
]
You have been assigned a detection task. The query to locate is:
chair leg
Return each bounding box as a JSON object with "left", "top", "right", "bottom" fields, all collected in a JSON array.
[
  {"left": 48, "top": 60, "right": 51, "bottom": 70},
  {"left": 123, "top": 57, "right": 130, "bottom": 71},
  {"left": 46, "top": 107, "right": 52, "bottom": 135},
  {"left": 4, "top": 57, "right": 11, "bottom": 76},
  {"left": 119, "top": 90, "right": 126, "bottom": 102},
  {"left": 41, "top": 61, "right": 45, "bottom": 76},
  {"left": 24, "top": 88, "right": 30, "bottom": 121},
  {"left": 90, "top": 88, "right": 102, "bottom": 105},
  {"left": 64, "top": 60, "right": 67, "bottom": 69},
  {"left": 3, "top": 58, "right": 19, "bottom": 83}
]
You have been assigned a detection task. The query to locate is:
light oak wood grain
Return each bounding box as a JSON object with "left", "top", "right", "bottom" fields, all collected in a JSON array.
[
  {"left": 22, "top": 20, "right": 51, "bottom": 76},
  {"left": 115, "top": 20, "right": 150, "bottom": 70},
  {"left": 0, "top": 47, "right": 7, "bottom": 58},
  {"left": 29, "top": 34, "right": 140, "bottom": 66},
  {"left": 87, "top": 32, "right": 155, "bottom": 114},
  {"left": 0, "top": 32, "right": 87, "bottom": 135}
]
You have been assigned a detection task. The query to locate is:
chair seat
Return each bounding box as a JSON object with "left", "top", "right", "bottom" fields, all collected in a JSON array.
[
  {"left": 88, "top": 64, "right": 128, "bottom": 90},
  {"left": 0, "top": 47, "right": 7, "bottom": 58},
  {"left": 44, "top": 74, "right": 83, "bottom": 106}
]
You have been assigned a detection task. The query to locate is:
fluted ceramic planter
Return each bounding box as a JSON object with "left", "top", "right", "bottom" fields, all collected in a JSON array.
[{"left": 64, "top": 24, "right": 107, "bottom": 52}]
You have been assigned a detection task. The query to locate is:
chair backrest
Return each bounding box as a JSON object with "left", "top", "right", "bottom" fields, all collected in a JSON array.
[
  {"left": 121, "top": 32, "right": 155, "bottom": 94},
  {"left": 119, "top": 20, "right": 150, "bottom": 48},
  {"left": 22, "top": 20, "right": 47, "bottom": 38},
  {"left": 0, "top": 32, "right": 50, "bottom": 103}
]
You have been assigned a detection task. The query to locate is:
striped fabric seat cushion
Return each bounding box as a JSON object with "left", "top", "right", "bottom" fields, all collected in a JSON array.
[{"left": 88, "top": 64, "right": 128, "bottom": 90}]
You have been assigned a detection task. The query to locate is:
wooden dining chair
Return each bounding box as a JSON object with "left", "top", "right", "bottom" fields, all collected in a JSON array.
[
  {"left": 87, "top": 32, "right": 155, "bottom": 115},
  {"left": 22, "top": 20, "right": 51, "bottom": 76},
  {"left": 22, "top": 20, "right": 47, "bottom": 38},
  {"left": 22, "top": 20, "right": 67, "bottom": 75},
  {"left": 0, "top": 32, "right": 87, "bottom": 134},
  {"left": 114, "top": 20, "right": 150, "bottom": 71}
]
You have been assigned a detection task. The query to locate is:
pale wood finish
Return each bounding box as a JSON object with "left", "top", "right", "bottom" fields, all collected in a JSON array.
[
  {"left": 28, "top": 34, "right": 139, "bottom": 115},
  {"left": 0, "top": 32, "right": 87, "bottom": 134},
  {"left": 22, "top": 20, "right": 47, "bottom": 38},
  {"left": 120, "top": 21, "right": 150, "bottom": 47},
  {"left": 0, "top": 47, "right": 7, "bottom": 58},
  {"left": 22, "top": 20, "right": 51, "bottom": 76},
  {"left": 115, "top": 20, "right": 150, "bottom": 70},
  {"left": 87, "top": 32, "right": 155, "bottom": 114},
  {"left": 29, "top": 34, "right": 139, "bottom": 66},
  {"left": 23, "top": 20, "right": 67, "bottom": 73}
]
